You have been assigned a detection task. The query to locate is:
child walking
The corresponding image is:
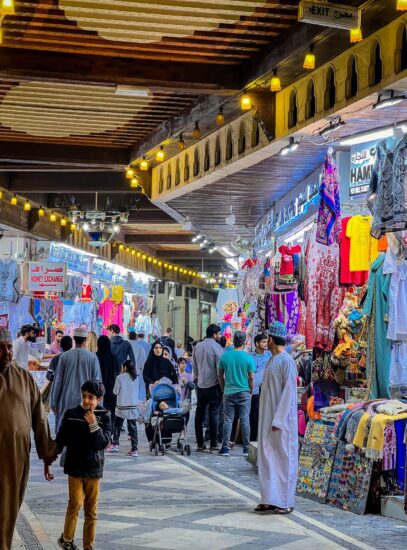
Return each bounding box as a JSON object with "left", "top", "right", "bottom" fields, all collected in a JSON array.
[
  {"left": 54, "top": 379, "right": 111, "bottom": 550},
  {"left": 110, "top": 360, "right": 140, "bottom": 457}
]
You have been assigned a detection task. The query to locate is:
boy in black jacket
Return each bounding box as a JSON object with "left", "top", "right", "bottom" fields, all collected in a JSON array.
[{"left": 53, "top": 379, "right": 111, "bottom": 550}]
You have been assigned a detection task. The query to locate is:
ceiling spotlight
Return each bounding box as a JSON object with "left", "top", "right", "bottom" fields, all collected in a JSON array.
[
  {"left": 225, "top": 206, "right": 235, "bottom": 227},
  {"left": 373, "top": 90, "right": 405, "bottom": 110},
  {"left": 209, "top": 244, "right": 217, "bottom": 254},
  {"left": 183, "top": 217, "right": 193, "bottom": 231},
  {"left": 83, "top": 222, "right": 89, "bottom": 231},
  {"left": 192, "top": 233, "right": 203, "bottom": 243},
  {"left": 113, "top": 224, "right": 120, "bottom": 233},
  {"left": 280, "top": 137, "right": 299, "bottom": 156},
  {"left": 319, "top": 117, "right": 345, "bottom": 137}
]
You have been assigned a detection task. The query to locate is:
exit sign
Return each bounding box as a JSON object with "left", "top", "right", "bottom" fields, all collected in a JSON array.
[{"left": 298, "top": 1, "right": 361, "bottom": 30}]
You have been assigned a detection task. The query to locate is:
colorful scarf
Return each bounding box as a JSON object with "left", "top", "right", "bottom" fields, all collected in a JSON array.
[{"left": 316, "top": 154, "right": 341, "bottom": 246}]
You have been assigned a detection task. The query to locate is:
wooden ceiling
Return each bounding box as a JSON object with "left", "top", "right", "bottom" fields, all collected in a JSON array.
[
  {"left": 0, "top": 79, "right": 199, "bottom": 147},
  {"left": 2, "top": 0, "right": 299, "bottom": 64}
]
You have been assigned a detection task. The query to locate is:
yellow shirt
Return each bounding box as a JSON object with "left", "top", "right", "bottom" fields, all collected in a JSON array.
[{"left": 346, "top": 215, "right": 378, "bottom": 272}]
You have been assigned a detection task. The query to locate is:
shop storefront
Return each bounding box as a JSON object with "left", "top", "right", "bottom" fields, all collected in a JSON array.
[{"left": 245, "top": 134, "right": 407, "bottom": 519}]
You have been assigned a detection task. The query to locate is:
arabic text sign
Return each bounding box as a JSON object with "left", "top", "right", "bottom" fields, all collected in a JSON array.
[
  {"left": 349, "top": 140, "right": 378, "bottom": 197},
  {"left": 29, "top": 262, "right": 67, "bottom": 292},
  {"left": 298, "top": 1, "right": 360, "bottom": 30}
]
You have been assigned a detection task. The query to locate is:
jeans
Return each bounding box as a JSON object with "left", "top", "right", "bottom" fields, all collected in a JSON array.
[
  {"left": 63, "top": 476, "right": 100, "bottom": 548},
  {"left": 249, "top": 393, "right": 260, "bottom": 442},
  {"left": 113, "top": 417, "right": 138, "bottom": 450},
  {"left": 195, "top": 384, "right": 222, "bottom": 447},
  {"left": 222, "top": 392, "right": 251, "bottom": 449}
]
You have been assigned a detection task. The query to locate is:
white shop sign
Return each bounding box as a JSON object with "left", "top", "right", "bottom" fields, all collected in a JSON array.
[
  {"left": 298, "top": 1, "right": 360, "bottom": 30},
  {"left": 29, "top": 262, "right": 67, "bottom": 292}
]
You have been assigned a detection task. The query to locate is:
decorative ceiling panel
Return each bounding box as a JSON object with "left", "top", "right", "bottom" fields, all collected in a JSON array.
[{"left": 2, "top": 0, "right": 300, "bottom": 63}]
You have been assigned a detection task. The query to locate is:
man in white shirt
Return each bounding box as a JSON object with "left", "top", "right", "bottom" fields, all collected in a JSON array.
[
  {"left": 175, "top": 340, "right": 185, "bottom": 359},
  {"left": 12, "top": 324, "right": 41, "bottom": 370}
]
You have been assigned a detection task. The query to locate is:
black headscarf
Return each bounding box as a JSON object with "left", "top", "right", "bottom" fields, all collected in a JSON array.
[
  {"left": 97, "top": 335, "right": 120, "bottom": 415},
  {"left": 143, "top": 340, "right": 178, "bottom": 392}
]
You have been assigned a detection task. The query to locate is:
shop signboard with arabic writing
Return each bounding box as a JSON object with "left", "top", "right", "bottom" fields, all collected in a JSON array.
[
  {"left": 29, "top": 262, "right": 67, "bottom": 292},
  {"left": 298, "top": 1, "right": 360, "bottom": 30},
  {"left": 349, "top": 140, "right": 377, "bottom": 197}
]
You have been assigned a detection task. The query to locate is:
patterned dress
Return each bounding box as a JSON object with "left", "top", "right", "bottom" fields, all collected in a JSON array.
[{"left": 305, "top": 225, "right": 345, "bottom": 351}]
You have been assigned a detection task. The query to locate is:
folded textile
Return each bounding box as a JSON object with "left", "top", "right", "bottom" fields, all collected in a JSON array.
[
  {"left": 360, "top": 412, "right": 407, "bottom": 460},
  {"left": 353, "top": 413, "right": 370, "bottom": 449},
  {"left": 345, "top": 410, "right": 366, "bottom": 444},
  {"left": 319, "top": 404, "right": 348, "bottom": 415},
  {"left": 376, "top": 400, "right": 407, "bottom": 416}
]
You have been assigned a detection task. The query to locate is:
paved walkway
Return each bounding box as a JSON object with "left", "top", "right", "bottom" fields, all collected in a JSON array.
[{"left": 13, "top": 426, "right": 407, "bottom": 550}]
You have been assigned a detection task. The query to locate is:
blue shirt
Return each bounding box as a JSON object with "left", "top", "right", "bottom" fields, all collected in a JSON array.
[{"left": 251, "top": 350, "right": 272, "bottom": 395}]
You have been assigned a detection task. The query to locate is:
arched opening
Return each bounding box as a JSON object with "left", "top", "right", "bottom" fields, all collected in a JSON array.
[
  {"left": 193, "top": 147, "right": 200, "bottom": 177},
  {"left": 395, "top": 25, "right": 407, "bottom": 73},
  {"left": 158, "top": 168, "right": 164, "bottom": 193},
  {"left": 238, "top": 121, "right": 246, "bottom": 154},
  {"left": 215, "top": 135, "right": 221, "bottom": 166},
  {"left": 251, "top": 119, "right": 260, "bottom": 147},
  {"left": 324, "top": 67, "right": 336, "bottom": 110},
  {"left": 305, "top": 79, "right": 316, "bottom": 119},
  {"left": 184, "top": 154, "right": 190, "bottom": 181},
  {"left": 166, "top": 165, "right": 172, "bottom": 190},
  {"left": 226, "top": 128, "right": 233, "bottom": 161},
  {"left": 346, "top": 55, "right": 358, "bottom": 99},
  {"left": 204, "top": 141, "right": 210, "bottom": 171},
  {"left": 175, "top": 159, "right": 181, "bottom": 186},
  {"left": 369, "top": 41, "right": 383, "bottom": 86},
  {"left": 288, "top": 89, "right": 298, "bottom": 128}
]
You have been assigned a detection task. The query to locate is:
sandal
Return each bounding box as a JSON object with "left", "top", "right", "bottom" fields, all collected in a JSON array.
[
  {"left": 272, "top": 507, "right": 294, "bottom": 515},
  {"left": 254, "top": 504, "right": 276, "bottom": 513}
]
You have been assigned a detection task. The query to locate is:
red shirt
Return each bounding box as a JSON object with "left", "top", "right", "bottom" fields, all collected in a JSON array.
[
  {"left": 339, "top": 217, "right": 368, "bottom": 286},
  {"left": 279, "top": 245, "right": 301, "bottom": 276}
]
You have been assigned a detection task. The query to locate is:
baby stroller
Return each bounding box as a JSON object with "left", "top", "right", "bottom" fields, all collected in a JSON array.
[{"left": 148, "top": 381, "right": 191, "bottom": 456}]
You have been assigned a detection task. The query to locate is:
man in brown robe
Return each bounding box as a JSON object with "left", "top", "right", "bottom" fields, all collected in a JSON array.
[{"left": 0, "top": 328, "right": 58, "bottom": 550}]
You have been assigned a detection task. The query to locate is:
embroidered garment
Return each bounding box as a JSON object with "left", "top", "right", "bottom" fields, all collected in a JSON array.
[
  {"left": 383, "top": 249, "right": 407, "bottom": 341},
  {"left": 265, "top": 291, "right": 300, "bottom": 338},
  {"left": 346, "top": 215, "right": 379, "bottom": 272},
  {"left": 98, "top": 299, "right": 123, "bottom": 335},
  {"left": 369, "top": 137, "right": 407, "bottom": 238},
  {"left": 305, "top": 225, "right": 345, "bottom": 351},
  {"left": 383, "top": 423, "right": 397, "bottom": 471},
  {"left": 316, "top": 154, "right": 341, "bottom": 246},
  {"left": 8, "top": 297, "right": 34, "bottom": 339}
]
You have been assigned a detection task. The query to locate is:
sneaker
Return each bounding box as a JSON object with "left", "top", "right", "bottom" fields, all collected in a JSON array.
[
  {"left": 127, "top": 449, "right": 139, "bottom": 457},
  {"left": 218, "top": 447, "right": 230, "bottom": 457},
  {"left": 210, "top": 445, "right": 220, "bottom": 453},
  {"left": 57, "top": 534, "right": 78, "bottom": 550},
  {"left": 196, "top": 445, "right": 207, "bottom": 452},
  {"left": 107, "top": 444, "right": 119, "bottom": 453},
  {"left": 243, "top": 447, "right": 249, "bottom": 457}
]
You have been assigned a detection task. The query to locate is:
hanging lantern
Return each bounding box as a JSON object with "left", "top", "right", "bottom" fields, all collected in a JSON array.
[
  {"left": 153, "top": 258, "right": 158, "bottom": 264},
  {"left": 216, "top": 107, "right": 225, "bottom": 126},
  {"left": 270, "top": 70, "right": 282, "bottom": 92},
  {"left": 60, "top": 217, "right": 67, "bottom": 227},
  {"left": 126, "top": 167, "right": 134, "bottom": 179},
  {"left": 140, "top": 157, "right": 148, "bottom": 171},
  {"left": 192, "top": 121, "right": 201, "bottom": 140},
  {"left": 49, "top": 212, "right": 57, "bottom": 222},
  {"left": 23, "top": 200, "right": 31, "bottom": 212},
  {"left": 350, "top": 27, "right": 363, "bottom": 43},
  {"left": 119, "top": 244, "right": 124, "bottom": 251},
  {"left": 303, "top": 47, "right": 315, "bottom": 70},
  {"left": 156, "top": 146, "right": 165, "bottom": 162},
  {"left": 137, "top": 251, "right": 141, "bottom": 258},
  {"left": 131, "top": 249, "right": 136, "bottom": 256},
  {"left": 38, "top": 206, "right": 45, "bottom": 217},
  {"left": 0, "top": 190, "right": 3, "bottom": 200},
  {"left": 130, "top": 177, "right": 139, "bottom": 188},
  {"left": 1, "top": 0, "right": 15, "bottom": 16},
  {"left": 240, "top": 94, "right": 251, "bottom": 111},
  {"left": 70, "top": 222, "right": 76, "bottom": 231},
  {"left": 168, "top": 265, "right": 173, "bottom": 270},
  {"left": 142, "top": 254, "right": 147, "bottom": 260},
  {"left": 158, "top": 261, "right": 162, "bottom": 267},
  {"left": 397, "top": 0, "right": 407, "bottom": 10},
  {"left": 10, "top": 195, "right": 17, "bottom": 206},
  {"left": 164, "top": 263, "right": 168, "bottom": 268}
]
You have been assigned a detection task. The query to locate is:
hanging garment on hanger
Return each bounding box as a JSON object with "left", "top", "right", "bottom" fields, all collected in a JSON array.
[
  {"left": 383, "top": 249, "right": 407, "bottom": 341},
  {"left": 0, "top": 260, "right": 19, "bottom": 302},
  {"left": 346, "top": 215, "right": 379, "bottom": 272},
  {"left": 339, "top": 217, "right": 369, "bottom": 285},
  {"left": 316, "top": 153, "right": 341, "bottom": 246}
]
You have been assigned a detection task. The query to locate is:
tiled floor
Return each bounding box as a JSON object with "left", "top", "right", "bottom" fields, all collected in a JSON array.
[{"left": 12, "top": 421, "right": 407, "bottom": 550}]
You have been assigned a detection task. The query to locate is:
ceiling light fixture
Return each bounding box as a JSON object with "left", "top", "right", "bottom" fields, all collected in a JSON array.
[
  {"left": 397, "top": 0, "right": 407, "bottom": 10},
  {"left": 303, "top": 45, "right": 315, "bottom": 70},
  {"left": 126, "top": 167, "right": 134, "bottom": 179},
  {"left": 178, "top": 133, "right": 187, "bottom": 151},
  {"left": 82, "top": 221, "right": 89, "bottom": 231},
  {"left": 50, "top": 212, "right": 57, "bottom": 222},
  {"left": 373, "top": 90, "right": 405, "bottom": 110},
  {"left": 225, "top": 206, "right": 236, "bottom": 227},
  {"left": 216, "top": 107, "right": 225, "bottom": 126},
  {"left": 240, "top": 94, "right": 251, "bottom": 111},
  {"left": 270, "top": 69, "right": 282, "bottom": 92},
  {"left": 339, "top": 126, "right": 396, "bottom": 146},
  {"left": 280, "top": 137, "right": 299, "bottom": 156},
  {"left": 140, "top": 157, "right": 148, "bottom": 171},
  {"left": 319, "top": 117, "right": 345, "bottom": 137},
  {"left": 23, "top": 200, "right": 31, "bottom": 212},
  {"left": 209, "top": 244, "right": 217, "bottom": 254},
  {"left": 183, "top": 217, "right": 193, "bottom": 231},
  {"left": 350, "top": 27, "right": 363, "bottom": 43},
  {"left": 192, "top": 233, "right": 203, "bottom": 243},
  {"left": 156, "top": 145, "right": 165, "bottom": 162},
  {"left": 115, "top": 85, "right": 151, "bottom": 97},
  {"left": 10, "top": 194, "right": 17, "bottom": 206},
  {"left": 70, "top": 223, "right": 76, "bottom": 231},
  {"left": 1, "top": 0, "right": 15, "bottom": 16},
  {"left": 60, "top": 217, "right": 67, "bottom": 227},
  {"left": 192, "top": 121, "right": 201, "bottom": 140}
]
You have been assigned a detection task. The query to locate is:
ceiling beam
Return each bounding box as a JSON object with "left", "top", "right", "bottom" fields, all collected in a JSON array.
[
  {"left": 156, "top": 250, "right": 224, "bottom": 260},
  {"left": 0, "top": 47, "right": 240, "bottom": 95},
  {"left": 0, "top": 141, "right": 129, "bottom": 169},
  {"left": 125, "top": 234, "right": 194, "bottom": 245}
]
